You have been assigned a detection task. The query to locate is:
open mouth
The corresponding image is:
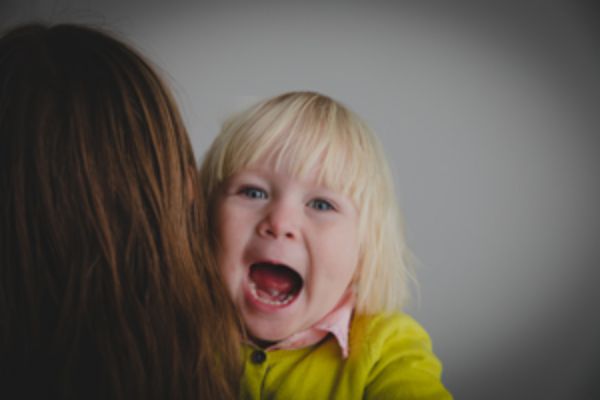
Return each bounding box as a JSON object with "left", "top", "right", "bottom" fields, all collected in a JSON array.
[{"left": 248, "top": 262, "right": 303, "bottom": 306}]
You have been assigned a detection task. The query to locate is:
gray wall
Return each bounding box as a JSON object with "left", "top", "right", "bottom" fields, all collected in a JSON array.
[{"left": 3, "top": 1, "right": 599, "bottom": 398}]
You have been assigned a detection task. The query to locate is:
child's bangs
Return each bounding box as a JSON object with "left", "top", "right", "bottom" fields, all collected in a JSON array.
[{"left": 220, "top": 103, "right": 373, "bottom": 206}]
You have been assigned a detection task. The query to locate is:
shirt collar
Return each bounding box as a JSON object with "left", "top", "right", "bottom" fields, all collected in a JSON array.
[{"left": 253, "top": 288, "right": 355, "bottom": 358}]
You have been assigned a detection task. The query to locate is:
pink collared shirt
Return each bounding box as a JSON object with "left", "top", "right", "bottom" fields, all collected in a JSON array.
[{"left": 254, "top": 289, "right": 355, "bottom": 358}]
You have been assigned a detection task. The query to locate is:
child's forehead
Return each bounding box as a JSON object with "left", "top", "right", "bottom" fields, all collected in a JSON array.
[
  {"left": 218, "top": 127, "right": 369, "bottom": 201},
  {"left": 225, "top": 149, "right": 357, "bottom": 196},
  {"left": 235, "top": 153, "right": 324, "bottom": 184}
]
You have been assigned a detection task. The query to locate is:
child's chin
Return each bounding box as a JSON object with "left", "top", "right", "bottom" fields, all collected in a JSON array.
[{"left": 247, "top": 325, "right": 294, "bottom": 345}]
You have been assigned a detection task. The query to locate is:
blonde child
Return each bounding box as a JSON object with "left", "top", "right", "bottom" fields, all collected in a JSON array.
[{"left": 199, "top": 91, "right": 452, "bottom": 399}]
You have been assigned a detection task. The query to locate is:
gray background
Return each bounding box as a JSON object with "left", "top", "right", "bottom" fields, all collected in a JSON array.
[{"left": 2, "top": 1, "right": 599, "bottom": 398}]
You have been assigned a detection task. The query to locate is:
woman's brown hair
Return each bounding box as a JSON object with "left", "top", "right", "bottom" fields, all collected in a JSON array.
[{"left": 0, "top": 23, "right": 240, "bottom": 399}]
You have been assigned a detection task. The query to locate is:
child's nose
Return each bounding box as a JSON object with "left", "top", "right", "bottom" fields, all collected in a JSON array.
[{"left": 257, "top": 202, "right": 299, "bottom": 240}]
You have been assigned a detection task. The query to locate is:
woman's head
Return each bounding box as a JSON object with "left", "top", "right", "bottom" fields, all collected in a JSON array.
[
  {"left": 0, "top": 23, "right": 238, "bottom": 399},
  {"left": 200, "top": 91, "right": 412, "bottom": 325}
]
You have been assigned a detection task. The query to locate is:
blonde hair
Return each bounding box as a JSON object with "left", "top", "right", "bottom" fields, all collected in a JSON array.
[{"left": 199, "top": 91, "right": 413, "bottom": 314}]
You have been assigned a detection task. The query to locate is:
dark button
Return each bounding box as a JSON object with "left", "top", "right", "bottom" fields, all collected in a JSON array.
[{"left": 251, "top": 350, "right": 266, "bottom": 364}]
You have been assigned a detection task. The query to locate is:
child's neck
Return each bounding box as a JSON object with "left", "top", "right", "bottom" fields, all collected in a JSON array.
[{"left": 250, "top": 336, "right": 279, "bottom": 349}]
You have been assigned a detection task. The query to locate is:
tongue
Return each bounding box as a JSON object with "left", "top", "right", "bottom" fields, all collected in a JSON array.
[{"left": 250, "top": 263, "right": 299, "bottom": 296}]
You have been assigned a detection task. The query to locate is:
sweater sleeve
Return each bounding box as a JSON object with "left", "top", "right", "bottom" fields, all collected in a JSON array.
[{"left": 363, "top": 313, "right": 453, "bottom": 400}]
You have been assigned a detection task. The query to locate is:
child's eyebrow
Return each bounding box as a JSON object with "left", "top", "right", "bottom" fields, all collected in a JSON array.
[{"left": 224, "top": 170, "right": 266, "bottom": 185}]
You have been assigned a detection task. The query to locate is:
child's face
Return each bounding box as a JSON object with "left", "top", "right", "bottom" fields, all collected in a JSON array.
[{"left": 215, "top": 158, "right": 360, "bottom": 343}]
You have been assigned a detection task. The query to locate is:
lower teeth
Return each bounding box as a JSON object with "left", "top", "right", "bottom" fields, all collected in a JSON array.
[{"left": 249, "top": 282, "right": 294, "bottom": 306}]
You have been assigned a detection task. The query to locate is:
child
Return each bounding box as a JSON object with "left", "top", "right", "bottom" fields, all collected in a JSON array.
[{"left": 199, "top": 91, "right": 452, "bottom": 399}]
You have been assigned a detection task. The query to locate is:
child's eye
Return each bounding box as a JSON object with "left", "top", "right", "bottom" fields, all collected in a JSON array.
[
  {"left": 307, "top": 198, "right": 335, "bottom": 211},
  {"left": 240, "top": 186, "right": 268, "bottom": 200}
]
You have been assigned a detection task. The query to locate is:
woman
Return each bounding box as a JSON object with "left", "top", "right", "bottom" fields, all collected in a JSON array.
[{"left": 0, "top": 23, "right": 240, "bottom": 399}]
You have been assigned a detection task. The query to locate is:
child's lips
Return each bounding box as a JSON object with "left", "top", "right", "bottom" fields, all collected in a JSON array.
[{"left": 245, "top": 261, "right": 303, "bottom": 310}]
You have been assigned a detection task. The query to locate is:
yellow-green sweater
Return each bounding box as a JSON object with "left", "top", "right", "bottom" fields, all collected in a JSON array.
[{"left": 241, "top": 312, "right": 452, "bottom": 399}]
